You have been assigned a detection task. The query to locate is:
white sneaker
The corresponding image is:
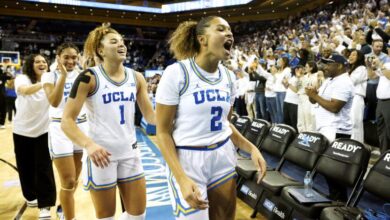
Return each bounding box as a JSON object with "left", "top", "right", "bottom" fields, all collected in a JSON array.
[
  {"left": 56, "top": 205, "right": 64, "bottom": 220},
  {"left": 0, "top": 125, "right": 5, "bottom": 129},
  {"left": 26, "top": 199, "right": 38, "bottom": 207},
  {"left": 39, "top": 207, "right": 51, "bottom": 220}
]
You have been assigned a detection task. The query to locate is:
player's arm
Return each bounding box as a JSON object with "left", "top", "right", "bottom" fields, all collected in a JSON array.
[
  {"left": 42, "top": 61, "right": 67, "bottom": 107},
  {"left": 135, "top": 71, "right": 156, "bottom": 125},
  {"left": 228, "top": 109, "right": 267, "bottom": 183},
  {"left": 17, "top": 82, "right": 43, "bottom": 95},
  {"left": 61, "top": 70, "right": 111, "bottom": 168},
  {"left": 156, "top": 103, "right": 208, "bottom": 209}
]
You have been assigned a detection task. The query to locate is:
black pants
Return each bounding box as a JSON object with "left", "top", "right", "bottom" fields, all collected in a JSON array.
[
  {"left": 13, "top": 133, "right": 56, "bottom": 208},
  {"left": 377, "top": 99, "right": 390, "bottom": 153},
  {"left": 326, "top": 133, "right": 351, "bottom": 202},
  {"left": 6, "top": 96, "right": 16, "bottom": 121},
  {"left": 283, "top": 102, "right": 298, "bottom": 131},
  {"left": 0, "top": 92, "right": 6, "bottom": 125},
  {"left": 365, "top": 83, "right": 378, "bottom": 121},
  {"left": 235, "top": 97, "right": 248, "bottom": 117}
]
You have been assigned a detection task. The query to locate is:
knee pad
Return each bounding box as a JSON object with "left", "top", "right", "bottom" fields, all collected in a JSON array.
[{"left": 118, "top": 211, "right": 146, "bottom": 220}]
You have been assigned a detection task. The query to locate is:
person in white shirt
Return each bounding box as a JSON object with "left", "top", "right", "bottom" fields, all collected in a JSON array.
[
  {"left": 155, "top": 17, "right": 266, "bottom": 220},
  {"left": 13, "top": 54, "right": 56, "bottom": 220},
  {"left": 296, "top": 61, "right": 322, "bottom": 132},
  {"left": 61, "top": 24, "right": 155, "bottom": 220},
  {"left": 306, "top": 54, "right": 354, "bottom": 202},
  {"left": 368, "top": 57, "right": 390, "bottom": 153},
  {"left": 41, "top": 42, "right": 87, "bottom": 220},
  {"left": 274, "top": 57, "right": 291, "bottom": 123},
  {"left": 282, "top": 66, "right": 300, "bottom": 131},
  {"left": 257, "top": 64, "right": 278, "bottom": 123},
  {"left": 348, "top": 49, "right": 368, "bottom": 143}
]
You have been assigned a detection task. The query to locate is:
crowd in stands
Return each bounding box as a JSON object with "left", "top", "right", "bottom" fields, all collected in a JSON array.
[
  {"left": 222, "top": 0, "right": 390, "bottom": 154},
  {"left": 1, "top": 0, "right": 390, "bottom": 153}
]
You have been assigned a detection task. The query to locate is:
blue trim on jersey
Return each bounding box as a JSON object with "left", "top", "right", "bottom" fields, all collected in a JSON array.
[
  {"left": 189, "top": 58, "right": 222, "bottom": 85},
  {"left": 177, "top": 62, "right": 190, "bottom": 96},
  {"left": 131, "top": 69, "right": 137, "bottom": 89},
  {"left": 207, "top": 169, "right": 237, "bottom": 191},
  {"left": 168, "top": 169, "right": 200, "bottom": 217},
  {"left": 175, "top": 136, "right": 230, "bottom": 151},
  {"left": 83, "top": 157, "right": 117, "bottom": 191},
  {"left": 87, "top": 68, "right": 100, "bottom": 97},
  {"left": 99, "top": 64, "right": 129, "bottom": 86}
]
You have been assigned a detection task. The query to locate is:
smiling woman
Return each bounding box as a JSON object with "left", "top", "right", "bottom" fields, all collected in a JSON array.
[{"left": 60, "top": 23, "right": 155, "bottom": 220}]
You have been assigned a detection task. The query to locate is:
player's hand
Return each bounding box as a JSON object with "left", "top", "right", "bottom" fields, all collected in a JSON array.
[
  {"left": 57, "top": 58, "right": 68, "bottom": 77},
  {"left": 178, "top": 177, "right": 209, "bottom": 210},
  {"left": 251, "top": 148, "right": 267, "bottom": 184},
  {"left": 85, "top": 142, "right": 111, "bottom": 168}
]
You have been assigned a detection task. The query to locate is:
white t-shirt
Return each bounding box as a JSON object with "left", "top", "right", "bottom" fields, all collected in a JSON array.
[
  {"left": 156, "top": 58, "right": 236, "bottom": 146},
  {"left": 257, "top": 65, "right": 276, "bottom": 97},
  {"left": 377, "top": 63, "right": 390, "bottom": 99},
  {"left": 41, "top": 70, "right": 86, "bottom": 119},
  {"left": 13, "top": 74, "right": 49, "bottom": 137},
  {"left": 349, "top": 66, "right": 367, "bottom": 97},
  {"left": 274, "top": 67, "right": 291, "bottom": 92},
  {"left": 315, "top": 73, "right": 354, "bottom": 134},
  {"left": 284, "top": 76, "right": 299, "bottom": 104}
]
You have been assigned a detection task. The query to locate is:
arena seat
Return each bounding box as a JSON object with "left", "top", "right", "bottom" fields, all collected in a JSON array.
[
  {"left": 320, "top": 150, "right": 390, "bottom": 220},
  {"left": 230, "top": 113, "right": 239, "bottom": 125},
  {"left": 237, "top": 119, "right": 271, "bottom": 160},
  {"left": 233, "top": 116, "right": 251, "bottom": 135},
  {"left": 252, "top": 132, "right": 329, "bottom": 219},
  {"left": 279, "top": 138, "right": 371, "bottom": 219},
  {"left": 236, "top": 124, "right": 296, "bottom": 209}
]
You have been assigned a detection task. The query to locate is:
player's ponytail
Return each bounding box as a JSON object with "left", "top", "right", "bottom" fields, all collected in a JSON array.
[{"left": 169, "top": 16, "right": 219, "bottom": 60}]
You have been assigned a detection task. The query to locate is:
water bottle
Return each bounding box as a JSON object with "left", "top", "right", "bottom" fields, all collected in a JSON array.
[{"left": 304, "top": 171, "right": 313, "bottom": 198}]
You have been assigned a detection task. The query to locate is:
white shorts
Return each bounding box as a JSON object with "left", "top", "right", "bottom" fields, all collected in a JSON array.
[
  {"left": 49, "top": 120, "right": 88, "bottom": 159},
  {"left": 167, "top": 137, "right": 237, "bottom": 220},
  {"left": 82, "top": 153, "right": 144, "bottom": 191}
]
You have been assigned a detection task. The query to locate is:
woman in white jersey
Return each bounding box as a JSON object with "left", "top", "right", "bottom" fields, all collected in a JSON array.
[
  {"left": 348, "top": 49, "right": 367, "bottom": 143},
  {"left": 155, "top": 16, "right": 266, "bottom": 220},
  {"left": 13, "top": 54, "right": 56, "bottom": 220},
  {"left": 41, "top": 42, "right": 87, "bottom": 220},
  {"left": 61, "top": 24, "right": 155, "bottom": 220}
]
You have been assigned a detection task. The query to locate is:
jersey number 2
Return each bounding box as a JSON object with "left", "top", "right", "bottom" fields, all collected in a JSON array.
[
  {"left": 211, "top": 106, "right": 222, "bottom": 131},
  {"left": 119, "top": 105, "right": 125, "bottom": 125}
]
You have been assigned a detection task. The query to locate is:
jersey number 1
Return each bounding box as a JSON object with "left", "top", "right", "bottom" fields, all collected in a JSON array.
[
  {"left": 119, "top": 105, "right": 125, "bottom": 125},
  {"left": 211, "top": 106, "right": 222, "bottom": 131}
]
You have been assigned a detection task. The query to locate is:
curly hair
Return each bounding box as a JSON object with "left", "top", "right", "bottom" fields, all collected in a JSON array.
[
  {"left": 56, "top": 42, "right": 79, "bottom": 56},
  {"left": 22, "top": 54, "right": 49, "bottom": 83},
  {"left": 83, "top": 22, "right": 119, "bottom": 67}
]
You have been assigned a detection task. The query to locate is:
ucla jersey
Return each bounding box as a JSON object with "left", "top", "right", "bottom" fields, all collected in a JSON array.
[
  {"left": 86, "top": 65, "right": 137, "bottom": 159},
  {"left": 172, "top": 58, "right": 235, "bottom": 147},
  {"left": 44, "top": 70, "right": 86, "bottom": 120}
]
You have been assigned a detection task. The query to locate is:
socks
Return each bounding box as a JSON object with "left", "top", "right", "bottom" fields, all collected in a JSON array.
[
  {"left": 118, "top": 211, "right": 146, "bottom": 220},
  {"left": 97, "top": 217, "right": 114, "bottom": 220}
]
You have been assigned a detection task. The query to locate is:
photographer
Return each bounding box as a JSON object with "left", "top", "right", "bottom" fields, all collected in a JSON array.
[{"left": 365, "top": 39, "right": 390, "bottom": 121}]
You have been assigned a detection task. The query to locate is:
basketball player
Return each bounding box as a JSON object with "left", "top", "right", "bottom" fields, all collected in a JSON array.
[
  {"left": 41, "top": 42, "right": 87, "bottom": 220},
  {"left": 61, "top": 24, "right": 155, "bottom": 220},
  {"left": 155, "top": 16, "right": 266, "bottom": 220}
]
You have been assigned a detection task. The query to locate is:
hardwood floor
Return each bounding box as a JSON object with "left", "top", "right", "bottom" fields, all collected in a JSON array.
[{"left": 0, "top": 121, "right": 265, "bottom": 219}]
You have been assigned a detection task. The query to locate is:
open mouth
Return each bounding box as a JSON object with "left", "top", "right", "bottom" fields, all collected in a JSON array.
[{"left": 224, "top": 40, "right": 233, "bottom": 51}]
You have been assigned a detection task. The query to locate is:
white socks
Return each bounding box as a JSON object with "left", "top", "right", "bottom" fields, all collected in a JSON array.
[
  {"left": 118, "top": 211, "right": 146, "bottom": 220},
  {"left": 97, "top": 217, "right": 114, "bottom": 220}
]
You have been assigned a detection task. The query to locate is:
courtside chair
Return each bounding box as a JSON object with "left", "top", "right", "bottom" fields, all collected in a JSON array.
[
  {"left": 237, "top": 118, "right": 271, "bottom": 160},
  {"left": 279, "top": 138, "right": 371, "bottom": 219},
  {"left": 233, "top": 116, "right": 251, "bottom": 135},
  {"left": 252, "top": 132, "right": 329, "bottom": 218},
  {"left": 320, "top": 150, "right": 390, "bottom": 220},
  {"left": 236, "top": 124, "right": 296, "bottom": 209},
  {"left": 230, "top": 112, "right": 239, "bottom": 124}
]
